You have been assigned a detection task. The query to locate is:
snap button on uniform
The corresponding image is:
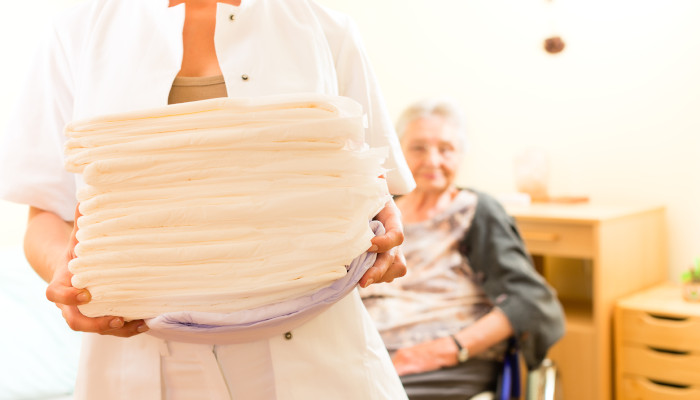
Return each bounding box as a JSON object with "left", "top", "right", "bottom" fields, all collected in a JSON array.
[
  {"left": 241, "top": 74, "right": 249, "bottom": 81},
  {"left": 229, "top": 14, "right": 235, "bottom": 21},
  {"left": 284, "top": 331, "right": 293, "bottom": 340}
]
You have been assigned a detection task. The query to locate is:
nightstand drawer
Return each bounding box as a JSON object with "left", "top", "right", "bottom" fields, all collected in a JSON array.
[
  {"left": 621, "top": 376, "right": 700, "bottom": 400},
  {"left": 620, "top": 345, "right": 700, "bottom": 386},
  {"left": 516, "top": 221, "right": 593, "bottom": 258},
  {"left": 618, "top": 309, "right": 700, "bottom": 352}
]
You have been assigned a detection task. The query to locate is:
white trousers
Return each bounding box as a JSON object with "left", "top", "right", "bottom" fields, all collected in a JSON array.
[{"left": 73, "top": 290, "right": 407, "bottom": 400}]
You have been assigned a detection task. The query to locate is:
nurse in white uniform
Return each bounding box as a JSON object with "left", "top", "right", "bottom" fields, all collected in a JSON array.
[{"left": 0, "top": 0, "right": 415, "bottom": 398}]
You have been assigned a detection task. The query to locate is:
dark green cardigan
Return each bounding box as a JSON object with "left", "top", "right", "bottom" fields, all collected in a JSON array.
[{"left": 458, "top": 189, "right": 565, "bottom": 371}]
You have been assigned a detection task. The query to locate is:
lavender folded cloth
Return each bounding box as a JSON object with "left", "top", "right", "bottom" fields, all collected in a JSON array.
[{"left": 145, "top": 221, "right": 384, "bottom": 344}]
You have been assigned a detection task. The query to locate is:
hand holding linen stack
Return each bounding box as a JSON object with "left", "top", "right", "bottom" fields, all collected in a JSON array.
[{"left": 63, "top": 94, "right": 390, "bottom": 342}]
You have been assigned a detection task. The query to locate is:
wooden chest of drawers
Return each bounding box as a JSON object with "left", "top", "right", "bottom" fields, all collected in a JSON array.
[
  {"left": 615, "top": 284, "right": 700, "bottom": 399},
  {"left": 508, "top": 203, "right": 666, "bottom": 400}
]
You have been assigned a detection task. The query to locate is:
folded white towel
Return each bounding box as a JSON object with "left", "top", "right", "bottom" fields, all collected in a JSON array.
[
  {"left": 64, "top": 93, "right": 390, "bottom": 325},
  {"left": 145, "top": 221, "right": 383, "bottom": 344}
]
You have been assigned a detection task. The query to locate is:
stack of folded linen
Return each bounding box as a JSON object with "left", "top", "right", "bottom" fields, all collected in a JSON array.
[{"left": 64, "top": 93, "right": 389, "bottom": 322}]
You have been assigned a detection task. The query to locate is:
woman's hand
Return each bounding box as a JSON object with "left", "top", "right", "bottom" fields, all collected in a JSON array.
[
  {"left": 44, "top": 205, "right": 148, "bottom": 337},
  {"left": 391, "top": 337, "right": 459, "bottom": 376},
  {"left": 359, "top": 199, "right": 406, "bottom": 288},
  {"left": 393, "top": 310, "right": 515, "bottom": 376}
]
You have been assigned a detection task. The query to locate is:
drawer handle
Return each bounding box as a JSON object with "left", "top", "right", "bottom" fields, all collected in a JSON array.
[
  {"left": 647, "top": 313, "right": 688, "bottom": 322},
  {"left": 522, "top": 232, "right": 560, "bottom": 242},
  {"left": 639, "top": 313, "right": 693, "bottom": 329},
  {"left": 648, "top": 346, "right": 690, "bottom": 356},
  {"left": 647, "top": 379, "right": 690, "bottom": 390}
]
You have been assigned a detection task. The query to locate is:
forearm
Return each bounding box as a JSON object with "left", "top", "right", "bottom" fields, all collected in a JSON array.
[
  {"left": 392, "top": 307, "right": 515, "bottom": 375},
  {"left": 453, "top": 307, "right": 514, "bottom": 358},
  {"left": 24, "top": 206, "right": 73, "bottom": 282}
]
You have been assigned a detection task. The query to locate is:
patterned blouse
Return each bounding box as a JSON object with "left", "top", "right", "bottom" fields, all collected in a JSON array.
[{"left": 361, "top": 190, "right": 505, "bottom": 360}]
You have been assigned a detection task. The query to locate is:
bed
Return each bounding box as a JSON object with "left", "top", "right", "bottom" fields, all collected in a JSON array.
[{"left": 0, "top": 246, "right": 80, "bottom": 400}]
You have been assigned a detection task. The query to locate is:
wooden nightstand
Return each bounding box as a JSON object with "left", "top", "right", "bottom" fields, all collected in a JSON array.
[
  {"left": 615, "top": 284, "right": 700, "bottom": 400},
  {"left": 506, "top": 203, "right": 667, "bottom": 400}
]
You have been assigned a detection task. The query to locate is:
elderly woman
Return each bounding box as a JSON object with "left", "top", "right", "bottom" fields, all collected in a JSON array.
[{"left": 361, "top": 99, "right": 565, "bottom": 399}]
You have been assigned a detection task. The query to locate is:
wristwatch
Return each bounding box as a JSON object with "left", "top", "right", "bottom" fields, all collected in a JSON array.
[{"left": 450, "top": 335, "right": 469, "bottom": 363}]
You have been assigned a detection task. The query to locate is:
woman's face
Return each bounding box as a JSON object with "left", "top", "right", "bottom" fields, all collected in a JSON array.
[{"left": 400, "top": 115, "right": 463, "bottom": 194}]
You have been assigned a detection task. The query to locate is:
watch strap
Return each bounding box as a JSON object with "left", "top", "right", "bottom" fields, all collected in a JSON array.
[{"left": 450, "top": 334, "right": 469, "bottom": 363}]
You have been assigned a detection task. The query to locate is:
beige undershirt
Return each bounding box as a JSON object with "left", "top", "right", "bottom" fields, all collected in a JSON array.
[{"left": 168, "top": 75, "right": 228, "bottom": 105}]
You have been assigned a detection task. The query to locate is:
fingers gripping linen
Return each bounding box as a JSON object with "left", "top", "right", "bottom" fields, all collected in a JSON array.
[{"left": 64, "top": 94, "right": 390, "bottom": 329}]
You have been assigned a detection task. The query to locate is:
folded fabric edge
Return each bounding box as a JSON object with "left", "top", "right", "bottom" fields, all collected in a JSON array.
[{"left": 144, "top": 221, "right": 385, "bottom": 345}]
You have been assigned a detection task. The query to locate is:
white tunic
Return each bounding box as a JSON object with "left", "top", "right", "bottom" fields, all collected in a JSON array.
[
  {"left": 0, "top": 0, "right": 414, "bottom": 398},
  {"left": 0, "top": 0, "right": 414, "bottom": 221}
]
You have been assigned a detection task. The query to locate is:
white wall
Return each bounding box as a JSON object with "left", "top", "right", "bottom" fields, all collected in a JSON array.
[
  {"left": 0, "top": 0, "right": 86, "bottom": 247},
  {"left": 2, "top": 0, "right": 698, "bottom": 280},
  {"left": 316, "top": 0, "right": 700, "bottom": 281}
]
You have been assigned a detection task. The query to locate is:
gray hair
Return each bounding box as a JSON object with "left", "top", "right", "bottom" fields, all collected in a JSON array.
[{"left": 395, "top": 99, "right": 468, "bottom": 151}]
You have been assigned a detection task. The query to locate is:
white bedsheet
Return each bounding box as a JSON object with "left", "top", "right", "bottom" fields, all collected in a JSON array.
[{"left": 0, "top": 246, "right": 80, "bottom": 400}]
